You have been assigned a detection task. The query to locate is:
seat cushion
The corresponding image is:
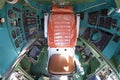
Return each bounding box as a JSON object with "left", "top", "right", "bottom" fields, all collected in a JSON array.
[
  {"left": 48, "top": 54, "right": 75, "bottom": 74},
  {"left": 48, "top": 13, "right": 76, "bottom": 48}
]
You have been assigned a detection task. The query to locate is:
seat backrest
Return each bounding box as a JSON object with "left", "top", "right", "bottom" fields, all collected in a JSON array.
[{"left": 48, "top": 6, "right": 76, "bottom": 48}]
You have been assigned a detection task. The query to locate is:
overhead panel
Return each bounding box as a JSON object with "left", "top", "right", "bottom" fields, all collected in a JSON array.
[
  {"left": 70, "top": 0, "right": 95, "bottom": 4},
  {"left": 34, "top": 0, "right": 95, "bottom": 4}
]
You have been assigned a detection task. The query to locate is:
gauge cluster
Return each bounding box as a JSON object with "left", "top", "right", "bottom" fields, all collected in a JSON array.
[
  {"left": 22, "top": 9, "right": 38, "bottom": 40},
  {"left": 95, "top": 67, "right": 118, "bottom": 80},
  {"left": 8, "top": 66, "right": 32, "bottom": 80},
  {"left": 78, "top": 37, "right": 120, "bottom": 80},
  {"left": 87, "top": 66, "right": 118, "bottom": 80},
  {"left": 7, "top": 4, "right": 26, "bottom": 54},
  {"left": 8, "top": 71, "right": 28, "bottom": 80}
]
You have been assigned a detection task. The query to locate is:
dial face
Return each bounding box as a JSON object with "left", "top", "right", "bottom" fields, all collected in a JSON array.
[
  {"left": 8, "top": 9, "right": 16, "bottom": 19},
  {"left": 8, "top": 10, "right": 13, "bottom": 18},
  {"left": 16, "top": 28, "right": 20, "bottom": 36},
  {"left": 15, "top": 39, "right": 19, "bottom": 48},
  {"left": 18, "top": 18, "right": 21, "bottom": 27},
  {"left": 18, "top": 37, "right": 22, "bottom": 43},
  {"left": 11, "top": 30, "right": 16, "bottom": 39},
  {"left": 10, "top": 21, "right": 14, "bottom": 27},
  {"left": 91, "top": 32, "right": 100, "bottom": 41},
  {"left": 22, "top": 35, "right": 25, "bottom": 40}
]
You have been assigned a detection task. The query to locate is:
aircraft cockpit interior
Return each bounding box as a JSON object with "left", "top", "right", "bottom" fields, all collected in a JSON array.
[{"left": 0, "top": 0, "right": 120, "bottom": 80}]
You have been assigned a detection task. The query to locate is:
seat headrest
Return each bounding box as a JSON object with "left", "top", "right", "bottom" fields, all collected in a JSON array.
[{"left": 51, "top": 5, "right": 74, "bottom": 13}]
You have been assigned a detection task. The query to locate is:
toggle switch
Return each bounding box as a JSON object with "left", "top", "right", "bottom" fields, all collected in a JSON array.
[{"left": 0, "top": 18, "right": 5, "bottom": 24}]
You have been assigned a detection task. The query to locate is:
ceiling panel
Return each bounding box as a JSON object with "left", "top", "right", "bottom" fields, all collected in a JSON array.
[{"left": 34, "top": 0, "right": 95, "bottom": 4}]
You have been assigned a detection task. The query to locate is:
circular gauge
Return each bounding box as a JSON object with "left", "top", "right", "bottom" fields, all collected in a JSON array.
[
  {"left": 90, "top": 30, "right": 102, "bottom": 43},
  {"left": 18, "top": 18, "right": 21, "bottom": 27},
  {"left": 22, "top": 35, "right": 25, "bottom": 40},
  {"left": 20, "top": 28, "right": 23, "bottom": 33},
  {"left": 91, "top": 32, "right": 100, "bottom": 41},
  {"left": 6, "top": 0, "right": 19, "bottom": 4},
  {"left": 10, "top": 21, "right": 14, "bottom": 27},
  {"left": 15, "top": 39, "right": 19, "bottom": 48},
  {"left": 20, "top": 37, "right": 23, "bottom": 43},
  {"left": 8, "top": 10, "right": 13, "bottom": 18},
  {"left": 16, "top": 29, "right": 20, "bottom": 36},
  {"left": 18, "top": 37, "right": 22, "bottom": 43},
  {"left": 25, "top": 10, "right": 29, "bottom": 15},
  {"left": 11, "top": 30, "right": 16, "bottom": 39}
]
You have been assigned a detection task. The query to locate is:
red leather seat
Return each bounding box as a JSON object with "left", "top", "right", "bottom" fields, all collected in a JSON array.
[
  {"left": 48, "top": 6, "right": 77, "bottom": 74},
  {"left": 48, "top": 6, "right": 76, "bottom": 48}
]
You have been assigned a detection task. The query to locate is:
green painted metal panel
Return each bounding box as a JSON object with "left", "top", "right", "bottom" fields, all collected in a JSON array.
[
  {"left": 115, "top": 0, "right": 120, "bottom": 8},
  {"left": 0, "top": 0, "right": 5, "bottom": 9},
  {"left": 100, "top": 37, "right": 120, "bottom": 59},
  {"left": 31, "top": 47, "right": 48, "bottom": 76},
  {"left": 0, "top": 4, "right": 18, "bottom": 76}
]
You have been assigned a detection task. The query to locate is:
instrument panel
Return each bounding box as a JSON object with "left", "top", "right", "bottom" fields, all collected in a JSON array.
[
  {"left": 96, "top": 67, "right": 118, "bottom": 80},
  {"left": 0, "top": 1, "right": 42, "bottom": 78},
  {"left": 8, "top": 71, "right": 28, "bottom": 80},
  {"left": 82, "top": 28, "right": 112, "bottom": 51},
  {"left": 87, "top": 9, "right": 120, "bottom": 36},
  {"left": 77, "top": 37, "right": 120, "bottom": 80},
  {"left": 7, "top": 4, "right": 26, "bottom": 54},
  {"left": 8, "top": 65, "right": 33, "bottom": 80},
  {"left": 22, "top": 9, "right": 38, "bottom": 40}
]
